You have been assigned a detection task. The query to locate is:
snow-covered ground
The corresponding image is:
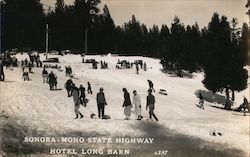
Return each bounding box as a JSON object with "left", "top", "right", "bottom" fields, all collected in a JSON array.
[{"left": 0, "top": 54, "right": 249, "bottom": 156}]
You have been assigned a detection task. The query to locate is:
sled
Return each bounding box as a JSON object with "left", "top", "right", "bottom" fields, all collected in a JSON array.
[
  {"left": 102, "top": 115, "right": 111, "bottom": 119},
  {"left": 43, "top": 58, "right": 59, "bottom": 63},
  {"left": 159, "top": 89, "right": 168, "bottom": 96}
]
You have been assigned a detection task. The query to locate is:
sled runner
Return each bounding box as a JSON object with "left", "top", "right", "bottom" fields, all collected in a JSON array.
[{"left": 160, "top": 89, "right": 166, "bottom": 92}]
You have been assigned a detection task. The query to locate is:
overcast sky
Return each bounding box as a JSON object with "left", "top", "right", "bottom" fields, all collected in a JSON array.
[{"left": 41, "top": 0, "right": 249, "bottom": 28}]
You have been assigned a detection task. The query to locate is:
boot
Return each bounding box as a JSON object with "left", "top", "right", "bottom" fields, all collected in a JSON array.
[{"left": 80, "top": 113, "right": 84, "bottom": 119}]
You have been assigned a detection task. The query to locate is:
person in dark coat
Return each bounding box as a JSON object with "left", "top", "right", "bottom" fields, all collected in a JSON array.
[
  {"left": 122, "top": 88, "right": 132, "bottom": 120},
  {"left": 28, "top": 61, "right": 32, "bottom": 73},
  {"left": 42, "top": 67, "right": 48, "bottom": 83},
  {"left": 24, "top": 58, "right": 28, "bottom": 67},
  {"left": 65, "top": 78, "right": 73, "bottom": 96},
  {"left": 143, "top": 62, "right": 147, "bottom": 71},
  {"left": 238, "top": 97, "right": 250, "bottom": 116},
  {"left": 71, "top": 84, "right": 83, "bottom": 119},
  {"left": 47, "top": 71, "right": 57, "bottom": 90},
  {"left": 147, "top": 80, "right": 155, "bottom": 92},
  {"left": 198, "top": 92, "right": 204, "bottom": 110},
  {"left": 146, "top": 89, "right": 158, "bottom": 121},
  {"left": 79, "top": 85, "right": 86, "bottom": 105},
  {"left": 96, "top": 88, "right": 107, "bottom": 119},
  {"left": 0, "top": 59, "right": 5, "bottom": 81},
  {"left": 87, "top": 82, "right": 92, "bottom": 94},
  {"left": 136, "top": 64, "right": 139, "bottom": 74}
]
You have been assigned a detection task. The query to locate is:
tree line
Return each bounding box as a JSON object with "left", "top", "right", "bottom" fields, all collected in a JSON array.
[{"left": 1, "top": 0, "right": 248, "bottom": 104}]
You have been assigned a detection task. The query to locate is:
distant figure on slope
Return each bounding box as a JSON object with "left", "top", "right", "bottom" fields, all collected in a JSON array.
[
  {"left": 87, "top": 82, "right": 92, "bottom": 94},
  {"left": 28, "top": 61, "right": 32, "bottom": 73},
  {"left": 147, "top": 80, "right": 155, "bottom": 92},
  {"left": 133, "top": 90, "right": 143, "bottom": 120},
  {"left": 65, "top": 78, "right": 73, "bottom": 97},
  {"left": 71, "top": 84, "right": 83, "bottom": 119},
  {"left": 0, "top": 59, "right": 5, "bottom": 81},
  {"left": 136, "top": 64, "right": 139, "bottom": 74},
  {"left": 143, "top": 62, "right": 147, "bottom": 71},
  {"left": 65, "top": 65, "right": 72, "bottom": 77},
  {"left": 47, "top": 71, "right": 57, "bottom": 90},
  {"left": 198, "top": 92, "right": 205, "bottom": 110},
  {"left": 96, "top": 88, "right": 107, "bottom": 119},
  {"left": 146, "top": 89, "right": 158, "bottom": 121},
  {"left": 79, "top": 85, "right": 86, "bottom": 106},
  {"left": 122, "top": 88, "right": 132, "bottom": 120},
  {"left": 237, "top": 97, "right": 250, "bottom": 116},
  {"left": 42, "top": 67, "right": 48, "bottom": 83},
  {"left": 24, "top": 58, "right": 28, "bottom": 67},
  {"left": 21, "top": 62, "right": 26, "bottom": 73}
]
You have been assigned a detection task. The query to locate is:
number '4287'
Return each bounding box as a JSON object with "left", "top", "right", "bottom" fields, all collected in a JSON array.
[{"left": 154, "top": 150, "right": 168, "bottom": 156}]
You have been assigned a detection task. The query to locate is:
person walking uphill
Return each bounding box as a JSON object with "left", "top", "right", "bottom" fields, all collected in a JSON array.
[
  {"left": 65, "top": 78, "right": 73, "bottom": 97},
  {"left": 123, "top": 88, "right": 132, "bottom": 120},
  {"left": 42, "top": 67, "right": 48, "bottom": 83},
  {"left": 71, "top": 84, "right": 83, "bottom": 119},
  {"left": 146, "top": 89, "right": 158, "bottom": 121},
  {"left": 87, "top": 82, "right": 93, "bottom": 94},
  {"left": 198, "top": 92, "right": 205, "bottom": 109},
  {"left": 133, "top": 90, "right": 143, "bottom": 120},
  {"left": 47, "top": 71, "right": 57, "bottom": 90},
  {"left": 79, "top": 85, "right": 86, "bottom": 106},
  {"left": 147, "top": 80, "right": 155, "bottom": 92},
  {"left": 96, "top": 88, "right": 107, "bottom": 119}
]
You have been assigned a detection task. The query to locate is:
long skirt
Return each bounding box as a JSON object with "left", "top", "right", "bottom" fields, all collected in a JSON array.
[
  {"left": 124, "top": 106, "right": 132, "bottom": 116},
  {"left": 134, "top": 104, "right": 141, "bottom": 115}
]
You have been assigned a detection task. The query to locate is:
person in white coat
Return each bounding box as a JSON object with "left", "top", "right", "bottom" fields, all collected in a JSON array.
[
  {"left": 70, "top": 84, "right": 83, "bottom": 119},
  {"left": 132, "top": 90, "right": 143, "bottom": 120}
]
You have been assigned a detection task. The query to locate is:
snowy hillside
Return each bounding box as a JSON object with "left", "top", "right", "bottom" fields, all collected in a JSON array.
[{"left": 0, "top": 54, "right": 249, "bottom": 157}]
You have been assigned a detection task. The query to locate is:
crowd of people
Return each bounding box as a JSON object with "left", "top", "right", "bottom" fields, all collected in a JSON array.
[{"left": 62, "top": 77, "right": 159, "bottom": 121}]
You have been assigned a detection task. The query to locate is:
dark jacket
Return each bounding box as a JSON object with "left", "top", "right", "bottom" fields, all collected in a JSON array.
[
  {"left": 79, "top": 87, "right": 86, "bottom": 99},
  {"left": 199, "top": 93, "right": 204, "bottom": 100},
  {"left": 148, "top": 80, "right": 153, "bottom": 87},
  {"left": 123, "top": 92, "right": 132, "bottom": 107},
  {"left": 97, "top": 92, "right": 107, "bottom": 104},
  {"left": 48, "top": 73, "right": 56, "bottom": 84},
  {"left": 146, "top": 94, "right": 155, "bottom": 106},
  {"left": 42, "top": 69, "right": 48, "bottom": 75},
  {"left": 65, "top": 79, "right": 73, "bottom": 88},
  {"left": 0, "top": 64, "right": 3, "bottom": 74},
  {"left": 244, "top": 98, "right": 248, "bottom": 106}
]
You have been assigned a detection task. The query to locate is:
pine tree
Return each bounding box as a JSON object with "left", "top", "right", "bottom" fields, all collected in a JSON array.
[
  {"left": 203, "top": 13, "right": 248, "bottom": 109},
  {"left": 1, "top": 0, "right": 45, "bottom": 51}
]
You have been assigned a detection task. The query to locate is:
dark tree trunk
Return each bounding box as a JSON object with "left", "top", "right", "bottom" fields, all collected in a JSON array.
[
  {"left": 225, "top": 87, "right": 231, "bottom": 110},
  {"left": 231, "top": 90, "right": 235, "bottom": 101},
  {"left": 225, "top": 87, "right": 229, "bottom": 99}
]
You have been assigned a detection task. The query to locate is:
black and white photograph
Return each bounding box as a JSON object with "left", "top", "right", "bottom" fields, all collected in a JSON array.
[{"left": 0, "top": 0, "right": 249, "bottom": 157}]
